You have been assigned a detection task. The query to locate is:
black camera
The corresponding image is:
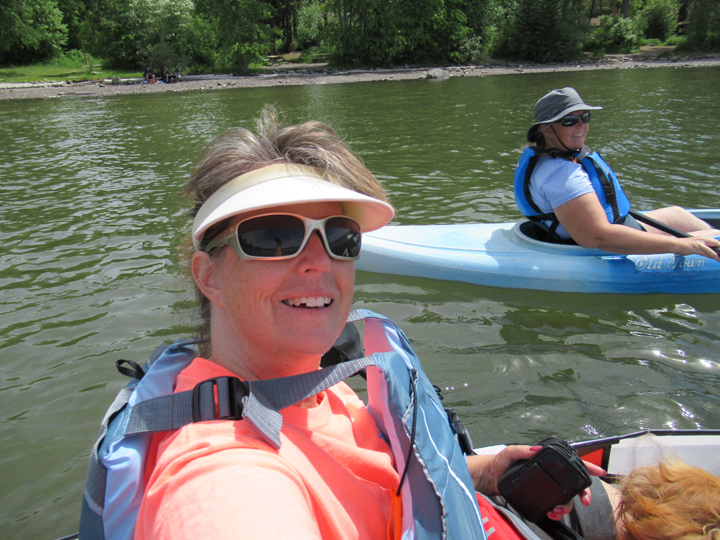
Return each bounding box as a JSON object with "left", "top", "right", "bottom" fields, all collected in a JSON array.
[{"left": 497, "top": 437, "right": 592, "bottom": 523}]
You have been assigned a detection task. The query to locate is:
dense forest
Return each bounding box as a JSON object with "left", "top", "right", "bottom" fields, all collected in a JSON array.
[{"left": 1, "top": 0, "right": 719, "bottom": 72}]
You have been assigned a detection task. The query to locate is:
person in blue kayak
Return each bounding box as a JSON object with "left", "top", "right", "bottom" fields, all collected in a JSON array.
[
  {"left": 515, "top": 87, "right": 720, "bottom": 261},
  {"left": 82, "top": 105, "right": 616, "bottom": 540}
]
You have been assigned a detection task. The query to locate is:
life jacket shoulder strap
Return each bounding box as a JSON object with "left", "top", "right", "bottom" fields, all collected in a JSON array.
[
  {"left": 579, "top": 147, "right": 622, "bottom": 224},
  {"left": 520, "top": 148, "right": 568, "bottom": 244},
  {"left": 124, "top": 355, "right": 380, "bottom": 449},
  {"left": 523, "top": 150, "right": 544, "bottom": 216},
  {"left": 81, "top": 340, "right": 198, "bottom": 540}
]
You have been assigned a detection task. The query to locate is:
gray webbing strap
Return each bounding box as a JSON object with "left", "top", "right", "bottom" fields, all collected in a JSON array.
[
  {"left": 125, "top": 391, "right": 196, "bottom": 433},
  {"left": 347, "top": 308, "right": 373, "bottom": 323},
  {"left": 575, "top": 146, "right": 590, "bottom": 162},
  {"left": 83, "top": 343, "right": 185, "bottom": 512},
  {"left": 84, "top": 386, "right": 135, "bottom": 509},
  {"left": 577, "top": 145, "right": 621, "bottom": 224},
  {"left": 125, "top": 354, "right": 379, "bottom": 449}
]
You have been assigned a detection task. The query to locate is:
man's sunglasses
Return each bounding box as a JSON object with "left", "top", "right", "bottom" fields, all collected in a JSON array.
[
  {"left": 204, "top": 213, "right": 362, "bottom": 261},
  {"left": 558, "top": 111, "right": 591, "bottom": 127}
]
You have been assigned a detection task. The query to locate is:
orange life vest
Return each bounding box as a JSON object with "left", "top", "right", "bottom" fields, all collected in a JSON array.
[{"left": 476, "top": 493, "right": 525, "bottom": 540}]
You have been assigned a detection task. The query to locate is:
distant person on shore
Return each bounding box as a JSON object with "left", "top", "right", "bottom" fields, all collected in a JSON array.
[
  {"left": 144, "top": 66, "right": 155, "bottom": 83},
  {"left": 162, "top": 65, "right": 170, "bottom": 83},
  {"left": 514, "top": 87, "right": 720, "bottom": 261},
  {"left": 614, "top": 459, "right": 720, "bottom": 540}
]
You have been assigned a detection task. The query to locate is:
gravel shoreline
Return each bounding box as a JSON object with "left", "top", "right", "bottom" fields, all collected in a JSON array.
[{"left": 3, "top": 54, "right": 720, "bottom": 101}]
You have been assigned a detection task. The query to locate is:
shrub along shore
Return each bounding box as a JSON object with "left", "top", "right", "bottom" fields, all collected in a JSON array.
[{"left": 2, "top": 52, "right": 719, "bottom": 101}]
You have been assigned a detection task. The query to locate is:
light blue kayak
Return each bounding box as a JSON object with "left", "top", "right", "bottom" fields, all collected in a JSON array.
[{"left": 357, "top": 209, "right": 720, "bottom": 294}]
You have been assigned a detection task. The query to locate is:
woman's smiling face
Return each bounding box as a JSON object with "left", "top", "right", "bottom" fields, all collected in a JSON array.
[
  {"left": 192, "top": 201, "right": 356, "bottom": 380},
  {"left": 540, "top": 109, "right": 590, "bottom": 151}
]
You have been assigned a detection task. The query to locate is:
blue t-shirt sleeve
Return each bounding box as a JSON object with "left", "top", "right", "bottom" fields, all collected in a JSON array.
[{"left": 530, "top": 158, "right": 594, "bottom": 212}]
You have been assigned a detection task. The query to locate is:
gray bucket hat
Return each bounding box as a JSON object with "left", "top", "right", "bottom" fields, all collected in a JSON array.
[{"left": 526, "top": 87, "right": 603, "bottom": 142}]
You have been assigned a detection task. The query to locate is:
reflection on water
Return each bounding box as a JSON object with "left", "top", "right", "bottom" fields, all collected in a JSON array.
[
  {"left": 1, "top": 67, "right": 720, "bottom": 539},
  {"left": 353, "top": 274, "right": 720, "bottom": 443}
]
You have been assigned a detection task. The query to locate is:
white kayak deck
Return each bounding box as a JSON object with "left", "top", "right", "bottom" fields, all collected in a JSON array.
[{"left": 357, "top": 210, "right": 720, "bottom": 294}]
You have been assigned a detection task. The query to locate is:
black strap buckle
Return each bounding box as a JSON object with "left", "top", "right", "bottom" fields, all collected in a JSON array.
[
  {"left": 116, "top": 359, "right": 146, "bottom": 380},
  {"left": 445, "top": 407, "right": 475, "bottom": 456},
  {"left": 192, "top": 377, "right": 248, "bottom": 422}
]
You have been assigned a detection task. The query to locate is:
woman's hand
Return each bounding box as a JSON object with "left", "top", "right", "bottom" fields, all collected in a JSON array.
[
  {"left": 555, "top": 194, "right": 720, "bottom": 261},
  {"left": 467, "top": 445, "right": 606, "bottom": 521},
  {"left": 672, "top": 236, "right": 720, "bottom": 261},
  {"left": 467, "top": 445, "right": 538, "bottom": 497}
]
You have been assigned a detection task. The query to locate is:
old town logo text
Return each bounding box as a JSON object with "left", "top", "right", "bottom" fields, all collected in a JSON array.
[{"left": 634, "top": 256, "right": 708, "bottom": 271}]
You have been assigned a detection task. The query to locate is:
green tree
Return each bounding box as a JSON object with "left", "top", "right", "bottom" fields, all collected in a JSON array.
[
  {"left": 196, "top": 0, "right": 272, "bottom": 71},
  {"left": 681, "top": 0, "right": 720, "bottom": 51},
  {"left": 296, "top": 0, "right": 325, "bottom": 49},
  {"left": 0, "top": 0, "right": 68, "bottom": 64},
  {"left": 639, "top": 0, "right": 679, "bottom": 41},
  {"left": 463, "top": 0, "right": 502, "bottom": 37},
  {"left": 177, "top": 13, "right": 218, "bottom": 68},
  {"left": 459, "top": 0, "right": 511, "bottom": 63},
  {"left": 82, "top": 0, "right": 147, "bottom": 68},
  {"left": 585, "top": 11, "right": 643, "bottom": 52},
  {"left": 269, "top": 0, "right": 299, "bottom": 53},
  {"left": 588, "top": 0, "right": 642, "bottom": 17},
  {"left": 394, "top": 0, "right": 471, "bottom": 65},
  {"left": 57, "top": 0, "right": 89, "bottom": 50},
  {"left": 325, "top": 0, "right": 399, "bottom": 66},
  {"left": 494, "top": 0, "right": 587, "bottom": 62},
  {"left": 325, "top": 0, "right": 471, "bottom": 67},
  {"left": 82, "top": 0, "right": 215, "bottom": 70}
]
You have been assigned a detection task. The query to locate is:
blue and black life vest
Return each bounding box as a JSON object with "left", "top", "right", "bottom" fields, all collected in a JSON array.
[
  {"left": 78, "top": 309, "right": 486, "bottom": 540},
  {"left": 514, "top": 146, "right": 631, "bottom": 241}
]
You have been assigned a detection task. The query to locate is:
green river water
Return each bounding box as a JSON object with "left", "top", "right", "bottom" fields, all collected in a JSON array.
[{"left": 1, "top": 66, "right": 720, "bottom": 539}]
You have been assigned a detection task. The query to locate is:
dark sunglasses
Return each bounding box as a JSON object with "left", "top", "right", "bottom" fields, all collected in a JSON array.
[
  {"left": 558, "top": 111, "right": 591, "bottom": 127},
  {"left": 204, "top": 213, "right": 362, "bottom": 261}
]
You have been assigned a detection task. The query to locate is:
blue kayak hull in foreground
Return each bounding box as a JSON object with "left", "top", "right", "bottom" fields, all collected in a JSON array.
[{"left": 356, "top": 210, "right": 720, "bottom": 294}]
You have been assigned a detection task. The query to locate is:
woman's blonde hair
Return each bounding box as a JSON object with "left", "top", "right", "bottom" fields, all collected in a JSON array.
[
  {"left": 618, "top": 459, "right": 720, "bottom": 540},
  {"left": 182, "top": 105, "right": 390, "bottom": 356}
]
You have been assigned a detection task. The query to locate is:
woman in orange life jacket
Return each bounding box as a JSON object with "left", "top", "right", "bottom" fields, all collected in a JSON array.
[
  {"left": 133, "top": 105, "right": 607, "bottom": 540},
  {"left": 523, "top": 87, "right": 720, "bottom": 261}
]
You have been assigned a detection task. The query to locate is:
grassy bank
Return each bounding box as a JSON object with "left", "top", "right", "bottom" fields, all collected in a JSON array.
[
  {"left": 0, "top": 57, "right": 142, "bottom": 84},
  {"left": 0, "top": 62, "right": 300, "bottom": 84},
  {"left": 0, "top": 50, "right": 142, "bottom": 83},
  {"left": 0, "top": 48, "right": 329, "bottom": 85}
]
